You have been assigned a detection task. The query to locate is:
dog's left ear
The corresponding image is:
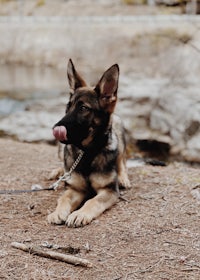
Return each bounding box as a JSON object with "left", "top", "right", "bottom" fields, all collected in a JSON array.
[{"left": 95, "top": 64, "right": 119, "bottom": 113}]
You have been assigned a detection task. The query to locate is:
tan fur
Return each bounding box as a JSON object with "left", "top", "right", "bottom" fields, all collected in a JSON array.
[
  {"left": 47, "top": 171, "right": 119, "bottom": 226},
  {"left": 66, "top": 189, "right": 118, "bottom": 227},
  {"left": 67, "top": 173, "right": 87, "bottom": 192},
  {"left": 47, "top": 173, "right": 87, "bottom": 224},
  {"left": 81, "top": 128, "right": 94, "bottom": 147},
  {"left": 89, "top": 171, "right": 117, "bottom": 190},
  {"left": 117, "top": 154, "right": 131, "bottom": 188},
  {"left": 47, "top": 188, "right": 85, "bottom": 225},
  {"left": 47, "top": 167, "right": 64, "bottom": 180}
]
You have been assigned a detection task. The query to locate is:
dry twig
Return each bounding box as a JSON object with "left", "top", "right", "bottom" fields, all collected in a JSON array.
[{"left": 11, "top": 242, "right": 93, "bottom": 268}]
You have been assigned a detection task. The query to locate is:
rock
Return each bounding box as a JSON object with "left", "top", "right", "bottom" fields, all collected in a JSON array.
[
  {"left": 149, "top": 87, "right": 200, "bottom": 161},
  {"left": 0, "top": 98, "right": 26, "bottom": 115},
  {"left": 0, "top": 18, "right": 200, "bottom": 161},
  {"left": 183, "top": 134, "right": 200, "bottom": 162},
  {"left": 0, "top": 110, "right": 61, "bottom": 142},
  {"left": 115, "top": 74, "right": 200, "bottom": 162}
]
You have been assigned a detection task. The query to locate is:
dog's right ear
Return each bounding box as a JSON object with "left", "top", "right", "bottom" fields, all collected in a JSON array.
[{"left": 67, "top": 59, "right": 87, "bottom": 91}]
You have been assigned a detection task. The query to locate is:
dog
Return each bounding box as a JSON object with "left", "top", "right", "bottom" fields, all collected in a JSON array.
[{"left": 47, "top": 59, "right": 130, "bottom": 227}]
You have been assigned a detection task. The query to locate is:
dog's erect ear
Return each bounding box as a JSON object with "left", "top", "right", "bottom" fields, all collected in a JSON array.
[
  {"left": 67, "top": 59, "right": 87, "bottom": 91},
  {"left": 95, "top": 64, "right": 119, "bottom": 113}
]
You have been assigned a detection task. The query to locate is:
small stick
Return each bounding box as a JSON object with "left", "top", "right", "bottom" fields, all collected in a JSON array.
[{"left": 11, "top": 242, "right": 93, "bottom": 268}]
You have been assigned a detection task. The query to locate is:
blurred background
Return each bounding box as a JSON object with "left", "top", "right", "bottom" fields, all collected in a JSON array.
[{"left": 0, "top": 0, "right": 200, "bottom": 163}]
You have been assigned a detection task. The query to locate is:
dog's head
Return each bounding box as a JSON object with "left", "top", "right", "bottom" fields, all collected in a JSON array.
[{"left": 53, "top": 59, "right": 119, "bottom": 150}]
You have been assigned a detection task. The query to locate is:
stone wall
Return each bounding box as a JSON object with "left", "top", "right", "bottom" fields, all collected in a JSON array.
[{"left": 0, "top": 16, "right": 200, "bottom": 162}]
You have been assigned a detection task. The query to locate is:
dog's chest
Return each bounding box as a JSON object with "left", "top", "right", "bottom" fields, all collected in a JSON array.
[{"left": 64, "top": 140, "right": 118, "bottom": 175}]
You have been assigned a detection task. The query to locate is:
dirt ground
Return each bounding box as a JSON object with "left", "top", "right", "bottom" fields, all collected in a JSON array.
[{"left": 0, "top": 138, "right": 199, "bottom": 280}]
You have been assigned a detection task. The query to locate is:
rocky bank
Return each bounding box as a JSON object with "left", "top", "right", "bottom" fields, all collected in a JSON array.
[{"left": 0, "top": 2, "right": 200, "bottom": 162}]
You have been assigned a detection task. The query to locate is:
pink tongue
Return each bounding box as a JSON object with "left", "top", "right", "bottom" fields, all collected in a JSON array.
[{"left": 53, "top": 126, "right": 67, "bottom": 141}]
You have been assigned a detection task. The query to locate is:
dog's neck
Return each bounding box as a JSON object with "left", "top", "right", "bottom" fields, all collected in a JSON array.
[{"left": 69, "top": 126, "right": 110, "bottom": 157}]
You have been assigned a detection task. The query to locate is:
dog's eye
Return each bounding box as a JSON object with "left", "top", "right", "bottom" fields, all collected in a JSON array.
[{"left": 80, "top": 105, "right": 90, "bottom": 112}]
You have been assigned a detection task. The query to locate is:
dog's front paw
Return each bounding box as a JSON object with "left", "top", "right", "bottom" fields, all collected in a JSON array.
[
  {"left": 66, "top": 210, "right": 93, "bottom": 228},
  {"left": 47, "top": 208, "right": 69, "bottom": 225},
  {"left": 119, "top": 175, "right": 131, "bottom": 189},
  {"left": 47, "top": 167, "right": 64, "bottom": 180}
]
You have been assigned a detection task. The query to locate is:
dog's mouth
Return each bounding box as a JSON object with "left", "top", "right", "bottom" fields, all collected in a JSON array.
[
  {"left": 53, "top": 126, "right": 67, "bottom": 142},
  {"left": 53, "top": 124, "right": 91, "bottom": 148}
]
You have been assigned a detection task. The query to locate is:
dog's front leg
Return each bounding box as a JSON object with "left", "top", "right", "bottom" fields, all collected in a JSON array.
[
  {"left": 66, "top": 188, "right": 118, "bottom": 227},
  {"left": 47, "top": 188, "right": 85, "bottom": 225},
  {"left": 117, "top": 154, "right": 130, "bottom": 189}
]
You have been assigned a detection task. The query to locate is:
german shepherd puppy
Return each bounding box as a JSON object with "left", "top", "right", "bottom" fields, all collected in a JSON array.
[{"left": 47, "top": 59, "right": 130, "bottom": 227}]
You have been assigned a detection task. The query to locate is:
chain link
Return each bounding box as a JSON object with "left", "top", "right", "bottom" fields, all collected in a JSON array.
[{"left": 51, "top": 150, "right": 84, "bottom": 190}]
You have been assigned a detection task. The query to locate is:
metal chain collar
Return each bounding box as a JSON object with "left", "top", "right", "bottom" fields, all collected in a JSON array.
[{"left": 51, "top": 150, "right": 84, "bottom": 190}]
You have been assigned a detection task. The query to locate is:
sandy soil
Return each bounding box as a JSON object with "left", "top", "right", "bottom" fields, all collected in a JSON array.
[{"left": 0, "top": 138, "right": 200, "bottom": 280}]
